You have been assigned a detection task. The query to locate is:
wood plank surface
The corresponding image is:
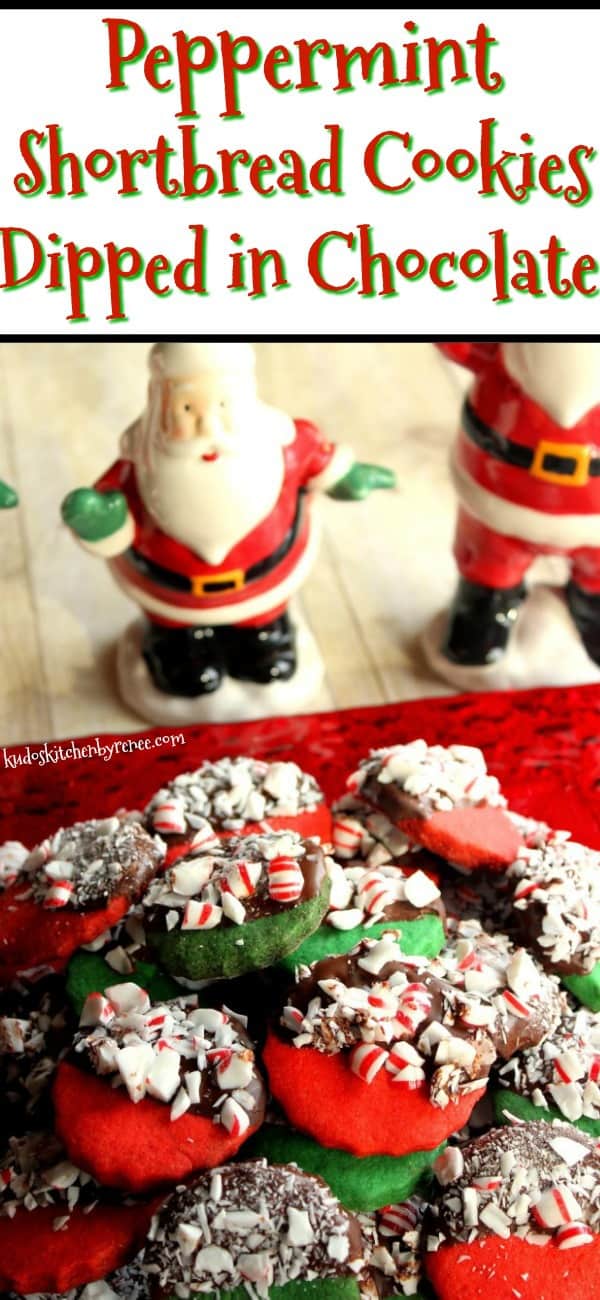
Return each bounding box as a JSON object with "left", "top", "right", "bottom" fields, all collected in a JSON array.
[{"left": 0, "top": 341, "right": 467, "bottom": 743}]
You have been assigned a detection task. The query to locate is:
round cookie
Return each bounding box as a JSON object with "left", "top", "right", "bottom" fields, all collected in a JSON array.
[
  {"left": 508, "top": 838, "right": 600, "bottom": 1009},
  {"left": 263, "top": 933, "right": 498, "bottom": 1159},
  {"left": 53, "top": 987, "right": 266, "bottom": 1191},
  {"left": 494, "top": 1002, "right": 600, "bottom": 1137},
  {"left": 280, "top": 800, "right": 446, "bottom": 973},
  {"left": 0, "top": 1131, "right": 153, "bottom": 1294},
  {"left": 425, "top": 1122, "right": 600, "bottom": 1300},
  {"left": 143, "top": 1159, "right": 366, "bottom": 1300},
  {"left": 430, "top": 919, "right": 565, "bottom": 1060},
  {"left": 0, "top": 818, "right": 165, "bottom": 984},
  {"left": 346, "top": 741, "right": 521, "bottom": 871},
  {"left": 144, "top": 757, "right": 330, "bottom": 862},
  {"left": 144, "top": 831, "right": 331, "bottom": 981},
  {"left": 244, "top": 1122, "right": 443, "bottom": 1213}
]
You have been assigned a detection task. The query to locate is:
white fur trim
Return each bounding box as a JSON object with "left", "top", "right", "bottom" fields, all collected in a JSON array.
[
  {"left": 77, "top": 514, "right": 135, "bottom": 558},
  {"left": 452, "top": 455, "right": 600, "bottom": 547},
  {"left": 149, "top": 341, "right": 255, "bottom": 378},
  {"left": 109, "top": 516, "right": 322, "bottom": 626},
  {"left": 310, "top": 445, "right": 355, "bottom": 492}
]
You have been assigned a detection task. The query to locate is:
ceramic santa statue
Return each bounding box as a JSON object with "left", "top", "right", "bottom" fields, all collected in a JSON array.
[
  {"left": 61, "top": 342, "right": 394, "bottom": 710},
  {"left": 436, "top": 341, "right": 600, "bottom": 670}
]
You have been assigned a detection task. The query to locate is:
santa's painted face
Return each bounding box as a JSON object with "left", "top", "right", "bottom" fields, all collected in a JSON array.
[
  {"left": 160, "top": 370, "right": 257, "bottom": 460},
  {"left": 134, "top": 367, "right": 295, "bottom": 565},
  {"left": 503, "top": 342, "right": 600, "bottom": 428}
]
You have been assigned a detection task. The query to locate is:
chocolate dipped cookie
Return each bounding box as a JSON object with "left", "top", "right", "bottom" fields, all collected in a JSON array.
[{"left": 144, "top": 831, "right": 331, "bottom": 981}]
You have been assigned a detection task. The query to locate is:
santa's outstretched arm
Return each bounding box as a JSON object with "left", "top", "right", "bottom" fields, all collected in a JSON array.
[
  {"left": 294, "top": 418, "right": 396, "bottom": 501},
  {"left": 61, "top": 457, "right": 135, "bottom": 558}
]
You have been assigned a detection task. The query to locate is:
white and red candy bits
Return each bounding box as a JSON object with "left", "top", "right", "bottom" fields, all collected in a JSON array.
[
  {"left": 350, "top": 1043, "right": 389, "bottom": 1084},
  {"left": 74, "top": 989, "right": 262, "bottom": 1128},
  {"left": 0, "top": 841, "right": 28, "bottom": 891},
  {"left": 509, "top": 839, "right": 600, "bottom": 973},
  {"left": 145, "top": 757, "right": 323, "bottom": 834},
  {"left": 42, "top": 880, "right": 75, "bottom": 909},
  {"left": 143, "top": 829, "right": 314, "bottom": 933},
  {"left": 182, "top": 901, "right": 223, "bottom": 930},
  {"left": 497, "top": 1004, "right": 600, "bottom": 1124},
  {"left": 268, "top": 857, "right": 304, "bottom": 904},
  {"left": 347, "top": 740, "right": 506, "bottom": 813},
  {"left": 427, "top": 1121, "right": 600, "bottom": 1249},
  {"left": 332, "top": 815, "right": 364, "bottom": 859},
  {"left": 557, "top": 1222, "right": 595, "bottom": 1248},
  {"left": 151, "top": 797, "right": 188, "bottom": 836}
]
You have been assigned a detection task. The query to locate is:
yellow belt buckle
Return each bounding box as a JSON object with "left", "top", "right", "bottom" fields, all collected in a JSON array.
[
  {"left": 530, "top": 439, "right": 592, "bottom": 487},
  {"left": 191, "top": 569, "right": 245, "bottom": 597}
]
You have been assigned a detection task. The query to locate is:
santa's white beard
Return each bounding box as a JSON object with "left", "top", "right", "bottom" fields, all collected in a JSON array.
[
  {"left": 503, "top": 342, "right": 600, "bottom": 429},
  {"left": 137, "top": 442, "right": 285, "bottom": 565}
]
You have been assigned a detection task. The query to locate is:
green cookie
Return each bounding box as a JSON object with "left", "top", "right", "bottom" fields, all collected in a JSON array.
[
  {"left": 278, "top": 913, "right": 445, "bottom": 975},
  {"left": 167, "top": 1280, "right": 361, "bottom": 1300},
  {"left": 66, "top": 949, "right": 179, "bottom": 1016},
  {"left": 562, "top": 963, "right": 600, "bottom": 1011},
  {"left": 243, "top": 1124, "right": 443, "bottom": 1212},
  {"left": 148, "top": 880, "right": 331, "bottom": 982},
  {"left": 492, "top": 1087, "right": 600, "bottom": 1138}
]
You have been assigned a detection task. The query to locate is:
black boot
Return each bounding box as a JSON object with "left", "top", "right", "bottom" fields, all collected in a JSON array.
[
  {"left": 223, "top": 612, "right": 297, "bottom": 684},
  {"left": 566, "top": 581, "right": 600, "bottom": 665},
  {"left": 142, "top": 623, "right": 224, "bottom": 696},
  {"left": 442, "top": 577, "right": 527, "bottom": 666}
]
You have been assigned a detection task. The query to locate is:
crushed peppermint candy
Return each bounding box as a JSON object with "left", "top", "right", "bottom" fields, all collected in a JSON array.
[
  {"left": 426, "top": 1121, "right": 600, "bottom": 1247},
  {"left": 73, "top": 987, "right": 265, "bottom": 1127},
  {"left": 430, "top": 919, "right": 564, "bottom": 1060},
  {"left": 280, "top": 935, "right": 497, "bottom": 1109},
  {"left": 0, "top": 841, "right": 29, "bottom": 892},
  {"left": 0, "top": 1132, "right": 97, "bottom": 1222},
  {"left": 143, "top": 1160, "right": 364, "bottom": 1299},
  {"left": 497, "top": 1003, "right": 600, "bottom": 1124},
  {"left": 347, "top": 741, "right": 506, "bottom": 817},
  {"left": 358, "top": 1199, "right": 425, "bottom": 1298},
  {"left": 143, "top": 831, "right": 325, "bottom": 932},
  {"left": 327, "top": 799, "right": 442, "bottom": 929},
  {"left": 0, "top": 987, "right": 70, "bottom": 1125},
  {"left": 16, "top": 819, "right": 165, "bottom": 912},
  {"left": 508, "top": 840, "right": 600, "bottom": 974},
  {"left": 145, "top": 758, "right": 323, "bottom": 835}
]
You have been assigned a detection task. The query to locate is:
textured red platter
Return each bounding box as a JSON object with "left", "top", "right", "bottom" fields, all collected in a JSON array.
[{"left": 2, "top": 683, "right": 600, "bottom": 847}]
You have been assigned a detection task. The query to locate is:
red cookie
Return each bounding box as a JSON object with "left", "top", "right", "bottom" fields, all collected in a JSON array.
[
  {"left": 263, "top": 1028, "right": 485, "bottom": 1156},
  {"left": 347, "top": 741, "right": 521, "bottom": 871},
  {"left": 264, "top": 933, "right": 496, "bottom": 1157},
  {"left": 53, "top": 988, "right": 266, "bottom": 1191},
  {"left": 425, "top": 1121, "right": 600, "bottom": 1300},
  {"left": 0, "top": 818, "right": 164, "bottom": 984},
  {"left": 0, "top": 1132, "right": 153, "bottom": 1294},
  {"left": 144, "top": 756, "right": 330, "bottom": 863}
]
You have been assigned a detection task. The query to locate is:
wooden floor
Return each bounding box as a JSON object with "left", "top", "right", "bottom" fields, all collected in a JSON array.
[{"left": 0, "top": 342, "right": 470, "bottom": 744}]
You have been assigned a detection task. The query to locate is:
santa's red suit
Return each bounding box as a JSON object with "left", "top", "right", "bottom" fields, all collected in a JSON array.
[
  {"left": 439, "top": 342, "right": 600, "bottom": 593},
  {"left": 94, "top": 418, "right": 343, "bottom": 628}
]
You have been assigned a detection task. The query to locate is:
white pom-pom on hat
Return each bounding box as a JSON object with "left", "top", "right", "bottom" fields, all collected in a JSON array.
[{"left": 149, "top": 341, "right": 256, "bottom": 379}]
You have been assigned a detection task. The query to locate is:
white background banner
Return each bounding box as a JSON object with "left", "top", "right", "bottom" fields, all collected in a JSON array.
[{"left": 1, "top": 8, "right": 598, "bottom": 333}]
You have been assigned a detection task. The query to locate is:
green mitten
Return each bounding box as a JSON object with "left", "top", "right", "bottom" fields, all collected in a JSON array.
[
  {"left": 0, "top": 480, "right": 18, "bottom": 508},
  {"left": 328, "top": 462, "right": 396, "bottom": 500},
  {"left": 61, "top": 487, "right": 128, "bottom": 542}
]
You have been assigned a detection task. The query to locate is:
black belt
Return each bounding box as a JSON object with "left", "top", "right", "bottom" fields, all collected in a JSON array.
[
  {"left": 126, "top": 491, "right": 305, "bottom": 596},
  {"left": 463, "top": 401, "right": 600, "bottom": 486}
]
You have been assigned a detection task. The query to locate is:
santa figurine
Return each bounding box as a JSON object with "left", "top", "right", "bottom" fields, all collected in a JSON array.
[
  {"left": 436, "top": 342, "right": 600, "bottom": 671},
  {"left": 61, "top": 342, "right": 394, "bottom": 710}
]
